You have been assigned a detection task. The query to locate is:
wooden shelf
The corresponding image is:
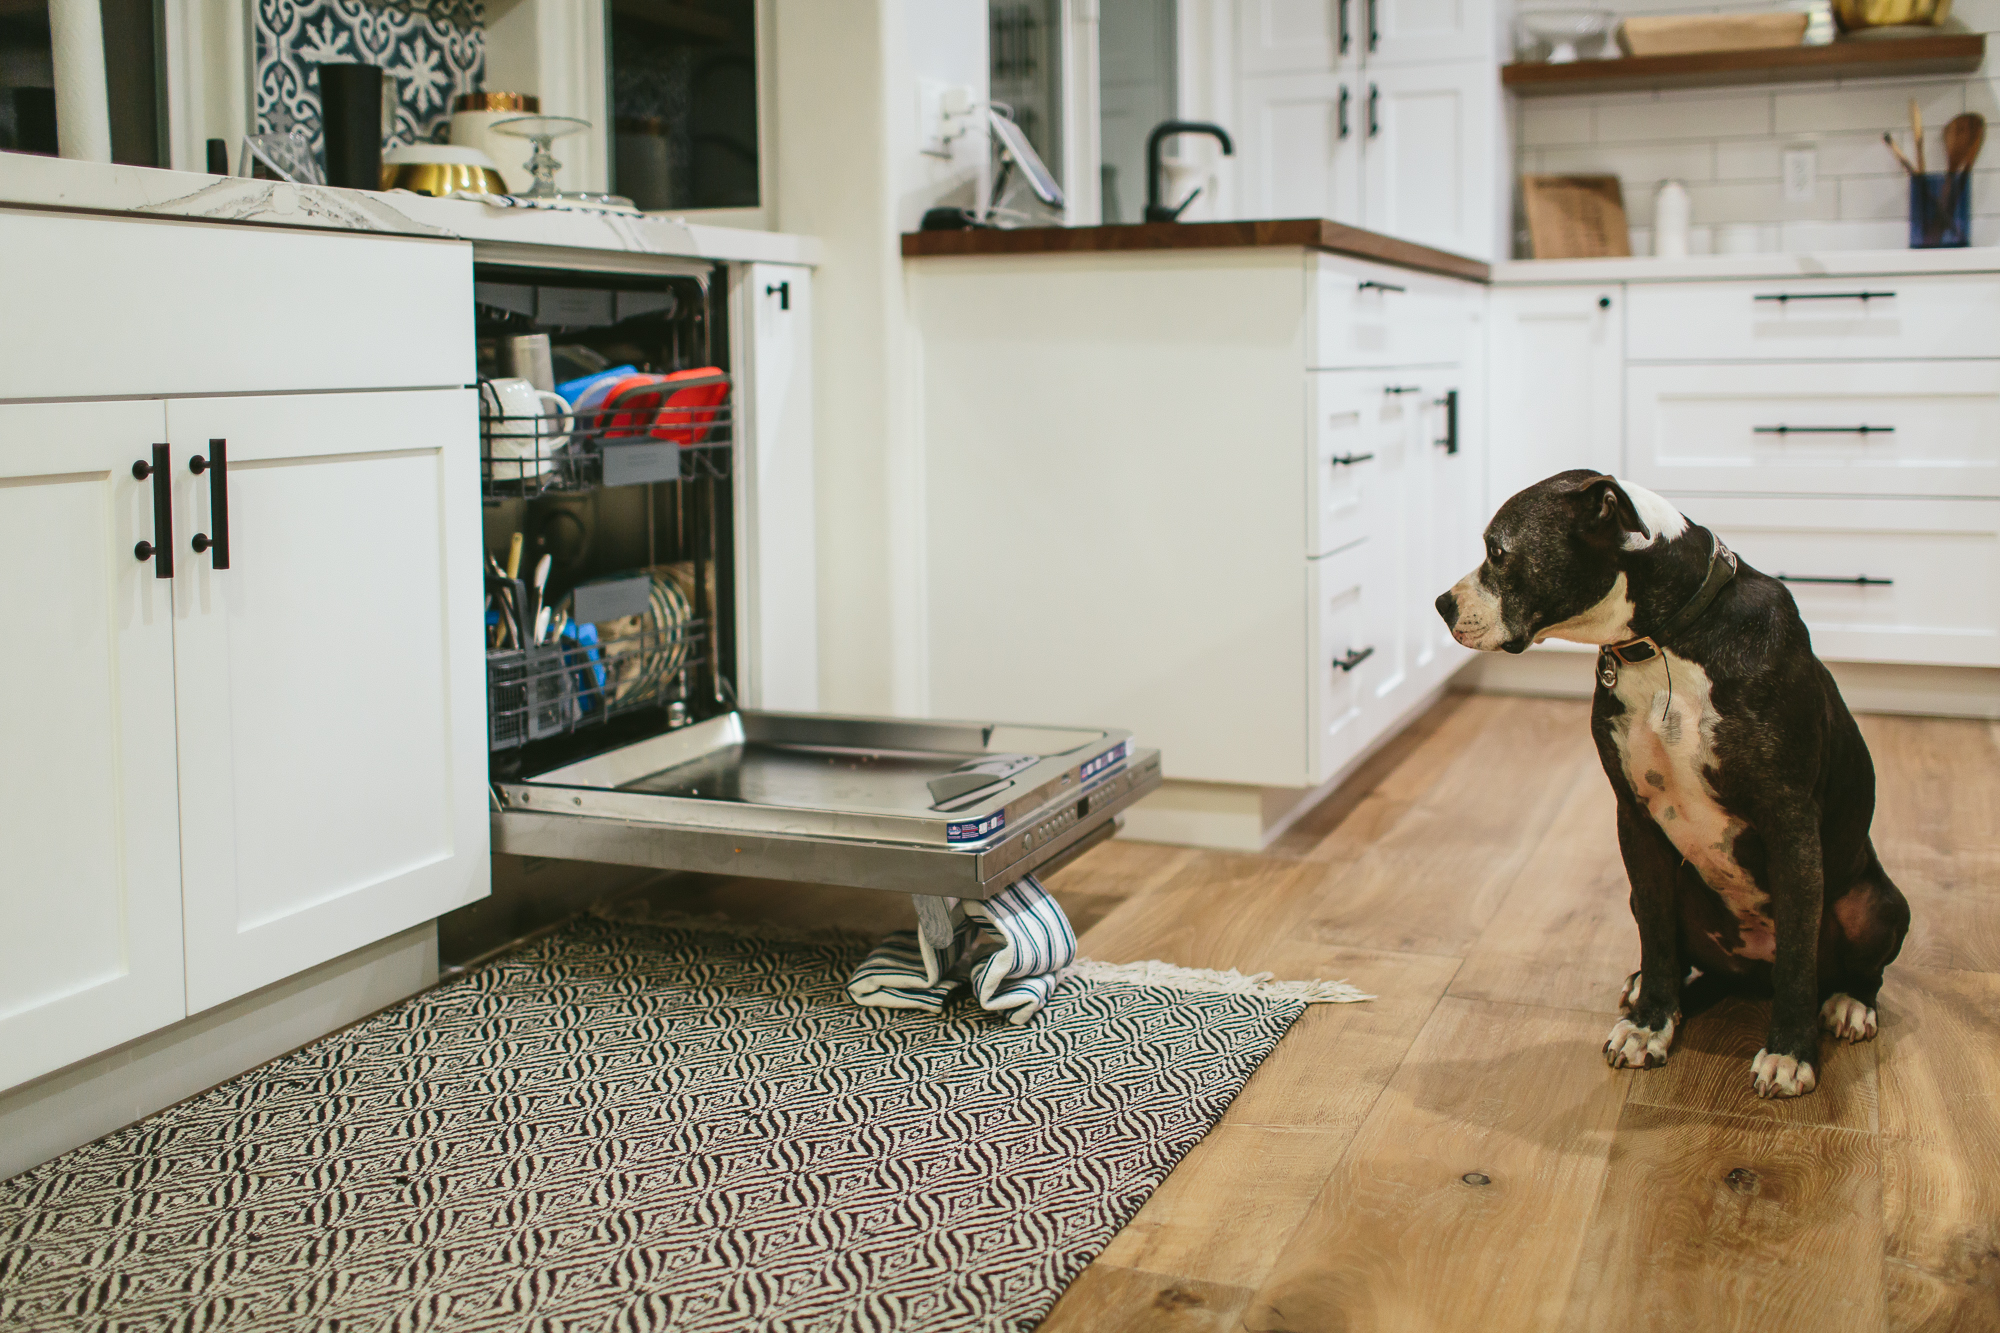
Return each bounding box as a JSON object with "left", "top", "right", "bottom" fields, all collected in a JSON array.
[{"left": 1502, "top": 33, "right": 1985, "bottom": 97}]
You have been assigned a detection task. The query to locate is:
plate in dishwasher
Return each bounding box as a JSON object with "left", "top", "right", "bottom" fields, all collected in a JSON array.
[{"left": 492, "top": 711, "right": 1162, "bottom": 897}]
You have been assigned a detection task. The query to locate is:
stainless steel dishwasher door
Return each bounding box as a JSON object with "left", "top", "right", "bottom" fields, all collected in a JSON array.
[{"left": 491, "top": 710, "right": 1162, "bottom": 896}]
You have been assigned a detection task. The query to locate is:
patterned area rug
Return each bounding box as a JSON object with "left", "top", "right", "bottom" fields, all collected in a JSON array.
[{"left": 0, "top": 912, "right": 1334, "bottom": 1332}]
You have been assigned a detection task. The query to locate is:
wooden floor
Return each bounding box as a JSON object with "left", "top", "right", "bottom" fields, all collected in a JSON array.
[{"left": 655, "top": 692, "right": 2000, "bottom": 1333}]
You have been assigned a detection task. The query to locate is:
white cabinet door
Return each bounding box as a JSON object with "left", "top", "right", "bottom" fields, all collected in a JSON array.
[
  {"left": 1238, "top": 0, "right": 1356, "bottom": 75},
  {"left": 736, "top": 264, "right": 819, "bottom": 711},
  {"left": 0, "top": 401, "right": 187, "bottom": 1090},
  {"left": 1309, "top": 538, "right": 1394, "bottom": 782},
  {"left": 1364, "top": 0, "right": 1493, "bottom": 65},
  {"left": 1238, "top": 73, "right": 1363, "bottom": 226},
  {"left": 166, "top": 390, "right": 489, "bottom": 1012},
  {"left": 1360, "top": 61, "right": 1495, "bottom": 261},
  {"left": 1487, "top": 285, "right": 1623, "bottom": 512}
]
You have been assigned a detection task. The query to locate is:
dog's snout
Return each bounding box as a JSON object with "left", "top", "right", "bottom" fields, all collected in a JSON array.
[{"left": 1434, "top": 591, "right": 1458, "bottom": 628}]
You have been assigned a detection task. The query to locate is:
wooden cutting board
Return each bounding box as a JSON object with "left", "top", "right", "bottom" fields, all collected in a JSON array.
[{"left": 1522, "top": 175, "right": 1632, "bottom": 260}]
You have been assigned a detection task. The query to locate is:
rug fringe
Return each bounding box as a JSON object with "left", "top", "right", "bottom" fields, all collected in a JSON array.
[{"left": 1063, "top": 958, "right": 1373, "bottom": 1004}]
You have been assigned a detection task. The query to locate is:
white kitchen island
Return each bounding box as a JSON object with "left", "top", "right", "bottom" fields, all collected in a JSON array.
[{"left": 907, "top": 220, "right": 1488, "bottom": 851}]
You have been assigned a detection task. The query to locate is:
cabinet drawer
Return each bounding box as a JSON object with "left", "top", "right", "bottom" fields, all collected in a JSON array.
[
  {"left": 0, "top": 210, "right": 472, "bottom": 399},
  {"left": 1309, "top": 370, "right": 1395, "bottom": 556},
  {"left": 1626, "top": 275, "right": 2000, "bottom": 363},
  {"left": 1687, "top": 496, "right": 2000, "bottom": 667},
  {"left": 1627, "top": 362, "right": 2000, "bottom": 499},
  {"left": 1309, "top": 541, "right": 1394, "bottom": 782},
  {"left": 1312, "top": 256, "right": 1471, "bottom": 369}
]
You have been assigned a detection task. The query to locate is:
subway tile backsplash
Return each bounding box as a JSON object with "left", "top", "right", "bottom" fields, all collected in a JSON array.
[{"left": 1513, "top": 2, "right": 2000, "bottom": 255}]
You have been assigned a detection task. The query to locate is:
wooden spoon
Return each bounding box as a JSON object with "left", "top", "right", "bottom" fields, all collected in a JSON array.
[{"left": 1944, "top": 112, "right": 1986, "bottom": 176}]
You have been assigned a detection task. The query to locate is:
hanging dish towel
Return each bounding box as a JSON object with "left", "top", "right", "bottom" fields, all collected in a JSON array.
[{"left": 848, "top": 874, "right": 1078, "bottom": 1025}]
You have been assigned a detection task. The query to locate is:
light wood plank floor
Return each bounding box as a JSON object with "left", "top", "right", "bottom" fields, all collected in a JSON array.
[{"left": 655, "top": 692, "right": 2000, "bottom": 1333}]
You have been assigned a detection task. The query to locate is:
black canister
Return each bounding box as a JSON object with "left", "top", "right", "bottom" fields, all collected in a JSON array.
[{"left": 317, "top": 62, "right": 384, "bottom": 189}]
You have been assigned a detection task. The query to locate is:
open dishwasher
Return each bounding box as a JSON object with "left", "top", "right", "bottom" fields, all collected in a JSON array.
[{"left": 473, "top": 255, "right": 1160, "bottom": 901}]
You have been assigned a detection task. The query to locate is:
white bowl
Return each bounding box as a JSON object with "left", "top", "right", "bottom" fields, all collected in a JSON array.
[
  {"left": 383, "top": 143, "right": 503, "bottom": 171},
  {"left": 1518, "top": 8, "right": 1616, "bottom": 62}
]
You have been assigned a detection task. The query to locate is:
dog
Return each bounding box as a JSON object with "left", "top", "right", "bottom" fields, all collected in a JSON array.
[{"left": 1434, "top": 471, "right": 1910, "bottom": 1099}]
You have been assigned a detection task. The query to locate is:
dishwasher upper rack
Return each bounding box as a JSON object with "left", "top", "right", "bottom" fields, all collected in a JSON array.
[
  {"left": 489, "top": 616, "right": 709, "bottom": 750},
  {"left": 480, "top": 395, "right": 733, "bottom": 502}
]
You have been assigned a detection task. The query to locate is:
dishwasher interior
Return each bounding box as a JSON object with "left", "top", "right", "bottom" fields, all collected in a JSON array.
[{"left": 474, "top": 257, "right": 1161, "bottom": 902}]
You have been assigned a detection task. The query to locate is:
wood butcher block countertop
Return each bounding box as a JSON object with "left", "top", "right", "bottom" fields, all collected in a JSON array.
[{"left": 900, "top": 218, "right": 1489, "bottom": 283}]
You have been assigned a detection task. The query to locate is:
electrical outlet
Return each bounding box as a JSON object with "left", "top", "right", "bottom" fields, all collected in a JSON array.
[{"left": 1783, "top": 147, "right": 1817, "bottom": 204}]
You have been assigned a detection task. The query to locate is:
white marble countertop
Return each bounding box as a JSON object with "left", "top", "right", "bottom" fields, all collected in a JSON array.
[
  {"left": 1494, "top": 248, "right": 2000, "bottom": 284},
  {"left": 0, "top": 154, "right": 822, "bottom": 267}
]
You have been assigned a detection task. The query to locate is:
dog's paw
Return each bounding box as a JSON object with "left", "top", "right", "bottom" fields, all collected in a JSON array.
[
  {"left": 1617, "top": 971, "right": 1642, "bottom": 1012},
  {"left": 1604, "top": 1015, "right": 1676, "bottom": 1069},
  {"left": 1750, "top": 1049, "right": 1818, "bottom": 1099},
  {"left": 1820, "top": 994, "right": 1878, "bottom": 1043}
]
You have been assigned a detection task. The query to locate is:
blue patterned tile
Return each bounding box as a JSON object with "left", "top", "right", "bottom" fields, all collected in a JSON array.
[{"left": 256, "top": 0, "right": 485, "bottom": 159}]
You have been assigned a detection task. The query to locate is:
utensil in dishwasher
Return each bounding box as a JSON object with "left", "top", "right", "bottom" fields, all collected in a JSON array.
[{"left": 505, "top": 530, "right": 524, "bottom": 581}]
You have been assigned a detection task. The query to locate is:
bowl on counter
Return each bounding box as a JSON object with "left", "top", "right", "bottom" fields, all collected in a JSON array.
[
  {"left": 1833, "top": 0, "right": 1953, "bottom": 29},
  {"left": 1516, "top": 9, "right": 1616, "bottom": 62},
  {"left": 380, "top": 144, "right": 508, "bottom": 197}
]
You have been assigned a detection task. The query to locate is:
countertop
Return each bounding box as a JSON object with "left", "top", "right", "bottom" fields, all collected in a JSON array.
[
  {"left": 900, "top": 218, "right": 1489, "bottom": 283},
  {"left": 1495, "top": 248, "right": 2000, "bottom": 284},
  {"left": 0, "top": 154, "right": 821, "bottom": 267}
]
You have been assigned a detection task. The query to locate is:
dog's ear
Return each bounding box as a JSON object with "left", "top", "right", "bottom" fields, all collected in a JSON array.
[{"left": 1575, "top": 476, "right": 1647, "bottom": 547}]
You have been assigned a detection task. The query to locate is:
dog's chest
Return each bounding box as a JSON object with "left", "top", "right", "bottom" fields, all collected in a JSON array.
[{"left": 1605, "top": 652, "right": 1775, "bottom": 961}]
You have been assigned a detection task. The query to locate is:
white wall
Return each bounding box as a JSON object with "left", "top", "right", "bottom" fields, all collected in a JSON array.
[
  {"left": 1515, "top": 0, "right": 2000, "bottom": 255},
  {"left": 771, "top": 0, "right": 987, "bottom": 715}
]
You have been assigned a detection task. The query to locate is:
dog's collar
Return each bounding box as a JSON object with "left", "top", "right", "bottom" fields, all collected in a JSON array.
[{"left": 1597, "top": 529, "right": 1738, "bottom": 685}]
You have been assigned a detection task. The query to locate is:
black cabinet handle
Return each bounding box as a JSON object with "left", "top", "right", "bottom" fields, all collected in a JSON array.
[
  {"left": 1385, "top": 384, "right": 1421, "bottom": 395},
  {"left": 765, "top": 281, "right": 790, "bottom": 310},
  {"left": 1753, "top": 424, "right": 1894, "bottom": 435},
  {"left": 1753, "top": 291, "right": 1894, "bottom": 304},
  {"left": 190, "top": 438, "right": 229, "bottom": 568},
  {"left": 1777, "top": 573, "right": 1894, "bottom": 586},
  {"left": 1368, "top": 84, "right": 1380, "bottom": 137},
  {"left": 1598, "top": 295, "right": 1612, "bottom": 309},
  {"left": 131, "top": 443, "right": 173, "bottom": 577},
  {"left": 1339, "top": 0, "right": 1350, "bottom": 53},
  {"left": 1367, "top": 0, "right": 1378, "bottom": 50},
  {"left": 1338, "top": 85, "right": 1351, "bottom": 139},
  {"left": 1330, "top": 451, "right": 1375, "bottom": 466},
  {"left": 1336, "top": 646, "right": 1375, "bottom": 672},
  {"left": 1358, "top": 280, "right": 1404, "bottom": 293},
  {"left": 1433, "top": 388, "right": 1459, "bottom": 454}
]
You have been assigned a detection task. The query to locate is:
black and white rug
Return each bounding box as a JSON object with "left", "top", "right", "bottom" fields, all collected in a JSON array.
[{"left": 0, "top": 911, "right": 1359, "bottom": 1332}]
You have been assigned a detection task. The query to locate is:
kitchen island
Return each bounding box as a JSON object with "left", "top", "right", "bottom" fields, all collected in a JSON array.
[{"left": 906, "top": 220, "right": 1485, "bottom": 850}]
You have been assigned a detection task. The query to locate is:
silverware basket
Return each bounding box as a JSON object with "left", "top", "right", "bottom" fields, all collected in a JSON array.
[{"left": 487, "top": 616, "right": 708, "bottom": 751}]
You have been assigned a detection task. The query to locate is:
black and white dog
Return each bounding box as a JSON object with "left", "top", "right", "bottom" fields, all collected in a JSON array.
[{"left": 1434, "top": 471, "right": 1910, "bottom": 1099}]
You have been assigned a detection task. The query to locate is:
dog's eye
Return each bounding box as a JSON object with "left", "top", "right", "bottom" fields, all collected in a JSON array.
[{"left": 1487, "top": 542, "right": 1505, "bottom": 565}]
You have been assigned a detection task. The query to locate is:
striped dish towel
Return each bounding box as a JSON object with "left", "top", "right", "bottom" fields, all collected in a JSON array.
[{"left": 847, "top": 875, "right": 1078, "bottom": 1025}]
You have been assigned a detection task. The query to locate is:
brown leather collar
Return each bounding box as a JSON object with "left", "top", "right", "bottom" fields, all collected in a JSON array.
[{"left": 1598, "top": 530, "right": 1738, "bottom": 682}]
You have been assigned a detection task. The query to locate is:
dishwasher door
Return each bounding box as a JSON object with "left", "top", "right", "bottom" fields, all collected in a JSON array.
[{"left": 492, "top": 710, "right": 1161, "bottom": 897}]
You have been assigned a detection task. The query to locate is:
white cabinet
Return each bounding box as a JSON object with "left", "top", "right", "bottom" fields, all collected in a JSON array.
[
  {"left": 1487, "top": 284, "right": 1623, "bottom": 510},
  {"left": 1358, "top": 61, "right": 1497, "bottom": 266},
  {"left": 0, "top": 401, "right": 187, "bottom": 1091},
  {"left": 167, "top": 391, "right": 488, "bottom": 1012},
  {"left": 1233, "top": 4, "right": 1501, "bottom": 260},
  {"left": 0, "top": 209, "right": 489, "bottom": 1090},
  {"left": 734, "top": 263, "right": 819, "bottom": 712}
]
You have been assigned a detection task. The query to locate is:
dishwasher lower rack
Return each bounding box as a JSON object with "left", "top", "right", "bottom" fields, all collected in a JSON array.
[{"left": 491, "top": 710, "right": 1162, "bottom": 897}]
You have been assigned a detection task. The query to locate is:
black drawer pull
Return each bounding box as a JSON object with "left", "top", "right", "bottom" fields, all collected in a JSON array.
[
  {"left": 1330, "top": 451, "right": 1375, "bottom": 466},
  {"left": 1753, "top": 425, "right": 1894, "bottom": 435},
  {"left": 131, "top": 444, "right": 172, "bottom": 578},
  {"left": 1335, "top": 646, "right": 1375, "bottom": 672},
  {"left": 1367, "top": 0, "right": 1378, "bottom": 51},
  {"left": 1367, "top": 84, "right": 1380, "bottom": 138},
  {"left": 1753, "top": 291, "right": 1894, "bottom": 304},
  {"left": 1777, "top": 574, "right": 1894, "bottom": 586},
  {"left": 1338, "top": 0, "right": 1350, "bottom": 52},
  {"left": 1338, "top": 85, "right": 1351, "bottom": 139},
  {"left": 189, "top": 439, "right": 229, "bottom": 568},
  {"left": 1358, "top": 279, "right": 1404, "bottom": 293},
  {"left": 1384, "top": 384, "right": 1421, "bottom": 395},
  {"left": 765, "top": 281, "right": 790, "bottom": 310},
  {"left": 1434, "top": 388, "right": 1459, "bottom": 454}
]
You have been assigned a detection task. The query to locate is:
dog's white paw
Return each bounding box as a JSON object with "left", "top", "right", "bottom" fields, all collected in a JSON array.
[
  {"left": 1750, "top": 1049, "right": 1818, "bottom": 1099},
  {"left": 1618, "top": 972, "right": 1641, "bottom": 1012},
  {"left": 1820, "top": 994, "right": 1878, "bottom": 1043},
  {"left": 1604, "top": 1016, "right": 1676, "bottom": 1069}
]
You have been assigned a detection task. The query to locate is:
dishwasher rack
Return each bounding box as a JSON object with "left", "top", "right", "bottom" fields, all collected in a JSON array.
[
  {"left": 480, "top": 398, "right": 733, "bottom": 503},
  {"left": 489, "top": 616, "right": 709, "bottom": 750}
]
